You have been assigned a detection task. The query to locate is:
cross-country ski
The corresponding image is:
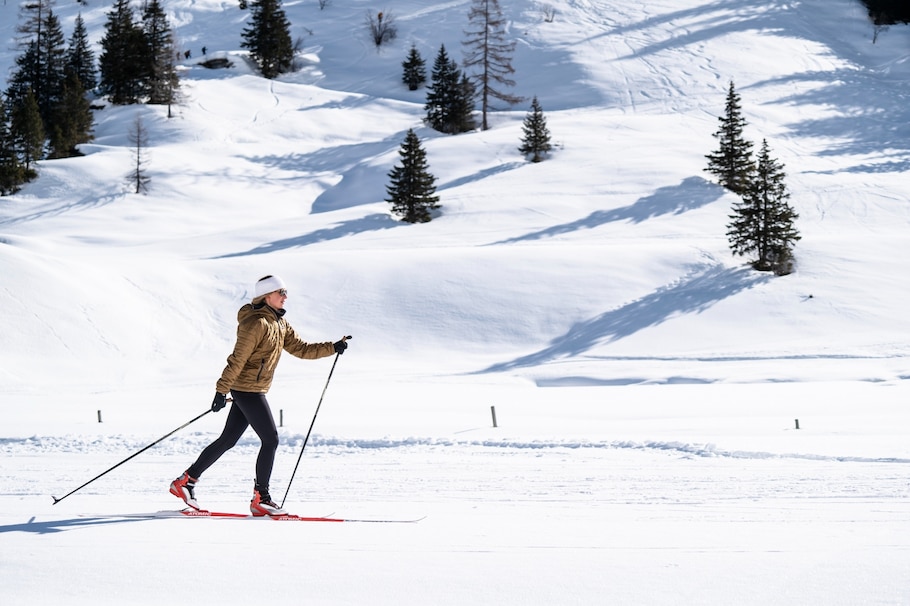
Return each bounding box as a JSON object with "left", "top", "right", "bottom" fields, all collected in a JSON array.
[{"left": 78, "top": 509, "right": 424, "bottom": 523}]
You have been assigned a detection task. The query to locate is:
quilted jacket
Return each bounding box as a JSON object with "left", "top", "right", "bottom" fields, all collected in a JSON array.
[{"left": 215, "top": 303, "right": 335, "bottom": 394}]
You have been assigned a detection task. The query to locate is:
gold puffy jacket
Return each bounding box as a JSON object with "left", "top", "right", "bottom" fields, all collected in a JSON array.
[{"left": 216, "top": 303, "right": 335, "bottom": 394}]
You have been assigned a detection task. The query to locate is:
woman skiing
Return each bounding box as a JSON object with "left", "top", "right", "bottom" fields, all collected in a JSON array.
[{"left": 170, "top": 274, "right": 349, "bottom": 516}]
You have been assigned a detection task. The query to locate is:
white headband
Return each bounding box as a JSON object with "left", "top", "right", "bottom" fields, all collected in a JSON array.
[{"left": 253, "top": 275, "right": 286, "bottom": 299}]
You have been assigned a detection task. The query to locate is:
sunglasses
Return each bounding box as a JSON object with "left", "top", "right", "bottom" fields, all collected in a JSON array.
[{"left": 276, "top": 289, "right": 288, "bottom": 296}]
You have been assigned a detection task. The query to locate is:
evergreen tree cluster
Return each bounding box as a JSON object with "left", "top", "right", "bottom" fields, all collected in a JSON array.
[
  {"left": 1, "top": 0, "right": 185, "bottom": 194},
  {"left": 388, "top": 0, "right": 555, "bottom": 222},
  {"left": 705, "top": 81, "right": 801, "bottom": 276},
  {"left": 2, "top": 0, "right": 542, "bottom": 208},
  {"left": 424, "top": 45, "right": 477, "bottom": 135},
  {"left": 386, "top": 94, "right": 552, "bottom": 223},
  {"left": 1, "top": 0, "right": 97, "bottom": 194},
  {"left": 98, "top": 0, "right": 178, "bottom": 105},
  {"left": 403, "top": 0, "right": 522, "bottom": 135}
]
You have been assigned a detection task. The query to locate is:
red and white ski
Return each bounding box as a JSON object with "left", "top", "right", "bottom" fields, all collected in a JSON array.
[
  {"left": 81, "top": 508, "right": 423, "bottom": 523},
  {"left": 181, "top": 508, "right": 343, "bottom": 522}
]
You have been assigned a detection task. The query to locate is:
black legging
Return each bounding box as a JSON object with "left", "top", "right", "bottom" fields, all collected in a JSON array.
[{"left": 187, "top": 390, "right": 280, "bottom": 495}]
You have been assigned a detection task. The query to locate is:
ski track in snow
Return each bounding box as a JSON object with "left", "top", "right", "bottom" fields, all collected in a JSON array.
[
  {"left": 9, "top": 440, "right": 909, "bottom": 513},
  {"left": 4, "top": 433, "right": 910, "bottom": 463}
]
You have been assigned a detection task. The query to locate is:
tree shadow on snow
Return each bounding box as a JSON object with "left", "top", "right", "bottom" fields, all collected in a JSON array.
[
  {"left": 439, "top": 161, "right": 527, "bottom": 191},
  {"left": 490, "top": 176, "right": 723, "bottom": 245},
  {"left": 477, "top": 264, "right": 770, "bottom": 374},
  {"left": 211, "top": 212, "right": 400, "bottom": 258},
  {"left": 756, "top": 70, "right": 910, "bottom": 172},
  {"left": 601, "top": 0, "right": 800, "bottom": 61},
  {"left": 244, "top": 128, "right": 405, "bottom": 215}
]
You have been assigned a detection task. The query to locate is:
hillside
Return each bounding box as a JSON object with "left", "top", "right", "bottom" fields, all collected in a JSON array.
[{"left": 1, "top": 0, "right": 908, "bottom": 392}]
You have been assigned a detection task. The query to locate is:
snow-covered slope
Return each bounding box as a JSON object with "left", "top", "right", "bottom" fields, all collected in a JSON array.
[{"left": 1, "top": 0, "right": 907, "bottom": 395}]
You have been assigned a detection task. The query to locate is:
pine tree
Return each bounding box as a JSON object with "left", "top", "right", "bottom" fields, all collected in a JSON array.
[
  {"left": 99, "top": 0, "right": 148, "bottom": 104},
  {"left": 518, "top": 96, "right": 552, "bottom": 162},
  {"left": 0, "top": 95, "right": 27, "bottom": 195},
  {"left": 386, "top": 129, "right": 440, "bottom": 223},
  {"left": 705, "top": 81, "right": 754, "bottom": 195},
  {"left": 10, "top": 0, "right": 56, "bottom": 108},
  {"left": 6, "top": 41, "right": 41, "bottom": 113},
  {"left": 66, "top": 13, "right": 97, "bottom": 92},
  {"left": 425, "top": 45, "right": 456, "bottom": 132},
  {"left": 425, "top": 45, "right": 475, "bottom": 134},
  {"left": 241, "top": 0, "right": 296, "bottom": 79},
  {"left": 402, "top": 45, "right": 426, "bottom": 91},
  {"left": 7, "top": 4, "right": 67, "bottom": 132},
  {"left": 36, "top": 9, "right": 68, "bottom": 125},
  {"left": 453, "top": 73, "right": 477, "bottom": 133},
  {"left": 727, "top": 139, "right": 800, "bottom": 275},
  {"left": 48, "top": 71, "right": 93, "bottom": 158},
  {"left": 463, "top": 0, "right": 522, "bottom": 130},
  {"left": 142, "top": 0, "right": 179, "bottom": 107},
  {"left": 10, "top": 88, "right": 45, "bottom": 174},
  {"left": 127, "top": 114, "right": 151, "bottom": 194}
]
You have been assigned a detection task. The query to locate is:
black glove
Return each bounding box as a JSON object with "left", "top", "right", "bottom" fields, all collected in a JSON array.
[
  {"left": 211, "top": 392, "right": 227, "bottom": 412},
  {"left": 333, "top": 338, "right": 348, "bottom": 355}
]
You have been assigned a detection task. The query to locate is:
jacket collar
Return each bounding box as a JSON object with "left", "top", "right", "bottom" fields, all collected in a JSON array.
[{"left": 252, "top": 301, "right": 286, "bottom": 319}]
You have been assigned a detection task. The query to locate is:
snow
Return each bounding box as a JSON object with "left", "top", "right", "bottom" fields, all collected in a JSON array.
[{"left": 1, "top": 0, "right": 909, "bottom": 604}]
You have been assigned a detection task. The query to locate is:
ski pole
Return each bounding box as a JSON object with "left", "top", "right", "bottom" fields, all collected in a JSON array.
[
  {"left": 281, "top": 337, "right": 350, "bottom": 508},
  {"left": 52, "top": 408, "right": 214, "bottom": 505}
]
